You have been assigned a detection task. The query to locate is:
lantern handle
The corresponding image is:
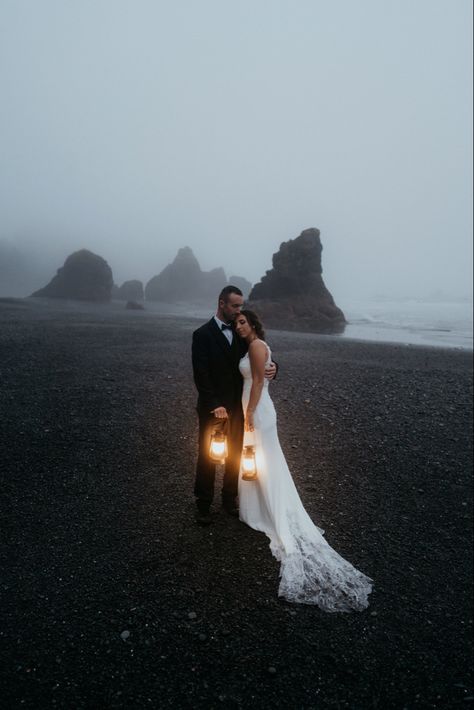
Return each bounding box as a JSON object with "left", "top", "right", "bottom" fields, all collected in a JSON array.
[{"left": 212, "top": 415, "right": 230, "bottom": 437}]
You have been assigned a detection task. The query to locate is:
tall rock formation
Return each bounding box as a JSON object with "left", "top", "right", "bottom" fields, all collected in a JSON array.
[
  {"left": 145, "top": 247, "right": 251, "bottom": 303},
  {"left": 31, "top": 249, "right": 113, "bottom": 302},
  {"left": 248, "top": 228, "right": 345, "bottom": 333},
  {"left": 145, "top": 247, "right": 200, "bottom": 301}
]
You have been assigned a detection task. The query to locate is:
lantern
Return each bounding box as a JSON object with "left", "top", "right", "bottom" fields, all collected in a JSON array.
[
  {"left": 241, "top": 444, "right": 257, "bottom": 481},
  {"left": 209, "top": 419, "right": 228, "bottom": 463}
]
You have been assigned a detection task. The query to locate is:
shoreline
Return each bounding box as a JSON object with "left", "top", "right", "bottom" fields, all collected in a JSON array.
[{"left": 3, "top": 296, "right": 473, "bottom": 352}]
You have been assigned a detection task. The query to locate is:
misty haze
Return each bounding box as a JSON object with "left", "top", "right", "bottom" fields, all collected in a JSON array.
[
  {"left": 0, "top": 1, "right": 472, "bottom": 308},
  {"left": 1, "top": 3, "right": 473, "bottom": 708}
]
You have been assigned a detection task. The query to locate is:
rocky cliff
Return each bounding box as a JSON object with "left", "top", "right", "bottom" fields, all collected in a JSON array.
[
  {"left": 248, "top": 228, "right": 345, "bottom": 333},
  {"left": 31, "top": 249, "right": 113, "bottom": 302},
  {"left": 145, "top": 247, "right": 250, "bottom": 303}
]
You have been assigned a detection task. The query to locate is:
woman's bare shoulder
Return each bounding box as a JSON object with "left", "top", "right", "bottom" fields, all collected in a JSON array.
[{"left": 248, "top": 339, "right": 269, "bottom": 356}]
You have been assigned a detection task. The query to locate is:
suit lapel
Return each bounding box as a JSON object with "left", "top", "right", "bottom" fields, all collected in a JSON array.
[{"left": 231, "top": 331, "right": 242, "bottom": 364}]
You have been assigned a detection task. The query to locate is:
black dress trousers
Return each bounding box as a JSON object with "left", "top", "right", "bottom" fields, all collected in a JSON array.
[
  {"left": 194, "top": 408, "right": 244, "bottom": 510},
  {"left": 192, "top": 319, "right": 247, "bottom": 511}
]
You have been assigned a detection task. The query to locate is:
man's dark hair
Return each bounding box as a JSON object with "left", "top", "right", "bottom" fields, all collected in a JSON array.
[{"left": 218, "top": 285, "right": 243, "bottom": 302}]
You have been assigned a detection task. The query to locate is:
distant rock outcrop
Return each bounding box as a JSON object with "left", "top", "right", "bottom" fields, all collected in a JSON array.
[
  {"left": 248, "top": 228, "right": 346, "bottom": 333},
  {"left": 125, "top": 300, "right": 145, "bottom": 310},
  {"left": 115, "top": 280, "right": 144, "bottom": 302},
  {"left": 229, "top": 275, "right": 252, "bottom": 299},
  {"left": 145, "top": 247, "right": 200, "bottom": 302},
  {"left": 31, "top": 249, "right": 113, "bottom": 302},
  {"left": 201, "top": 267, "right": 228, "bottom": 300},
  {"left": 145, "top": 247, "right": 251, "bottom": 303}
]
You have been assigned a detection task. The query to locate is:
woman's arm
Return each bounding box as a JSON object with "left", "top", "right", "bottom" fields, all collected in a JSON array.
[{"left": 245, "top": 340, "right": 268, "bottom": 431}]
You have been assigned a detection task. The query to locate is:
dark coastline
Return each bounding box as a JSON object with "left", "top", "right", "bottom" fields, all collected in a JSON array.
[{"left": 1, "top": 298, "right": 472, "bottom": 709}]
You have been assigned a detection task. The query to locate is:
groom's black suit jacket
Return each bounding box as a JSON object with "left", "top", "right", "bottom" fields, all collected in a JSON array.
[{"left": 192, "top": 318, "right": 247, "bottom": 416}]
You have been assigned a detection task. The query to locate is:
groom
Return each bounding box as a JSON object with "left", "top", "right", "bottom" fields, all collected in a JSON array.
[{"left": 191, "top": 285, "right": 276, "bottom": 525}]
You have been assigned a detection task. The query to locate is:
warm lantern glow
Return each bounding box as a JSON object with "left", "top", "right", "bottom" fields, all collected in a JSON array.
[
  {"left": 241, "top": 445, "right": 257, "bottom": 481},
  {"left": 209, "top": 433, "right": 228, "bottom": 463},
  {"left": 211, "top": 439, "right": 226, "bottom": 457}
]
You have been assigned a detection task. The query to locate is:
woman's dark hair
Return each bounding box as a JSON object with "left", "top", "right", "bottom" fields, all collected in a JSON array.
[{"left": 239, "top": 309, "right": 265, "bottom": 341}]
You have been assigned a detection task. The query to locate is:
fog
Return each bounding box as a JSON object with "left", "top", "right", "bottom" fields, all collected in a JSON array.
[{"left": 0, "top": 0, "right": 472, "bottom": 300}]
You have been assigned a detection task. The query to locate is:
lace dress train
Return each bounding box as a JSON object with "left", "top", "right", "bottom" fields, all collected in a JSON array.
[{"left": 238, "top": 346, "right": 373, "bottom": 611}]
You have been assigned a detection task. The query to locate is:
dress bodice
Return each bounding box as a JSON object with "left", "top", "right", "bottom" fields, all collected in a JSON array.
[{"left": 239, "top": 341, "right": 272, "bottom": 387}]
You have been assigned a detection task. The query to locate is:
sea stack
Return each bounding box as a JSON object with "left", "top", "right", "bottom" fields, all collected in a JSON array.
[
  {"left": 31, "top": 249, "right": 114, "bottom": 302},
  {"left": 248, "top": 228, "right": 346, "bottom": 333},
  {"left": 144, "top": 247, "right": 252, "bottom": 303},
  {"left": 115, "top": 280, "right": 144, "bottom": 302}
]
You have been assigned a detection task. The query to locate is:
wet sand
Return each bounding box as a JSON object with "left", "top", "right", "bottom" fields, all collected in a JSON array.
[{"left": 0, "top": 297, "right": 472, "bottom": 708}]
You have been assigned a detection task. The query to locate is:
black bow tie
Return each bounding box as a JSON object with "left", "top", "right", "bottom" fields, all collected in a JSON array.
[{"left": 221, "top": 323, "right": 233, "bottom": 331}]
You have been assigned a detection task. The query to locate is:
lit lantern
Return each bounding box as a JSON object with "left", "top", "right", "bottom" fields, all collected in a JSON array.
[
  {"left": 241, "top": 445, "right": 257, "bottom": 481},
  {"left": 209, "top": 420, "right": 228, "bottom": 463}
]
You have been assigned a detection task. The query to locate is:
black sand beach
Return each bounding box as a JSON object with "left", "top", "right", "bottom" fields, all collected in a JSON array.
[{"left": 1, "top": 298, "right": 472, "bottom": 709}]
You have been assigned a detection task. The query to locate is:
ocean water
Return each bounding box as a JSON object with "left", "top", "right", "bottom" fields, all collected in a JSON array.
[
  {"left": 143, "top": 297, "right": 473, "bottom": 350},
  {"left": 339, "top": 298, "right": 473, "bottom": 350}
]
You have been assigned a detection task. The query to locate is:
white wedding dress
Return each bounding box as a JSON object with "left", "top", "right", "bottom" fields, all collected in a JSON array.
[{"left": 238, "top": 343, "right": 373, "bottom": 611}]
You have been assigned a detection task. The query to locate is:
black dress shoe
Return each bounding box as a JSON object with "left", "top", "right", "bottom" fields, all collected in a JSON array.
[{"left": 195, "top": 509, "right": 213, "bottom": 526}]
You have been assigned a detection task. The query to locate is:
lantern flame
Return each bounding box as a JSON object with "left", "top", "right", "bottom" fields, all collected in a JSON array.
[
  {"left": 209, "top": 428, "right": 228, "bottom": 463},
  {"left": 211, "top": 439, "right": 226, "bottom": 458},
  {"left": 241, "top": 444, "right": 257, "bottom": 480},
  {"left": 242, "top": 455, "right": 255, "bottom": 473}
]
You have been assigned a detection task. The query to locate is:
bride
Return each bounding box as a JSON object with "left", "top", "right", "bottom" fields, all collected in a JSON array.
[{"left": 234, "top": 309, "right": 373, "bottom": 612}]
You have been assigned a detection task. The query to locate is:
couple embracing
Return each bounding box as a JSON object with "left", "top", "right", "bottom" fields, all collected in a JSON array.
[{"left": 192, "top": 285, "right": 372, "bottom": 611}]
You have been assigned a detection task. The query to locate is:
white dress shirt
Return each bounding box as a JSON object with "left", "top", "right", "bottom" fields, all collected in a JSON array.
[{"left": 214, "top": 315, "right": 233, "bottom": 345}]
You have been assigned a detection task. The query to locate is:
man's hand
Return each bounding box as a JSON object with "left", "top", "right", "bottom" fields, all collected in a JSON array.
[
  {"left": 264, "top": 362, "right": 277, "bottom": 381},
  {"left": 211, "top": 406, "right": 228, "bottom": 418}
]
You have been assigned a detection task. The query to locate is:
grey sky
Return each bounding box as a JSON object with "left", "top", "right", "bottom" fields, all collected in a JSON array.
[{"left": 0, "top": 0, "right": 472, "bottom": 299}]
